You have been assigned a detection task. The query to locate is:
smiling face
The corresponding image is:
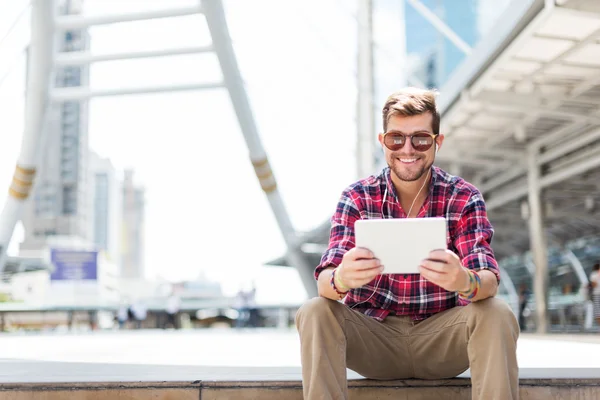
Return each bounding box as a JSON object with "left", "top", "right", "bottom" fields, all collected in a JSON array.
[{"left": 378, "top": 112, "right": 444, "bottom": 182}]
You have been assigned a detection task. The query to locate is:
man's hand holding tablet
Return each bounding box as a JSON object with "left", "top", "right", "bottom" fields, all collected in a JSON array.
[
  {"left": 419, "top": 248, "right": 471, "bottom": 293},
  {"left": 335, "top": 247, "right": 384, "bottom": 290}
]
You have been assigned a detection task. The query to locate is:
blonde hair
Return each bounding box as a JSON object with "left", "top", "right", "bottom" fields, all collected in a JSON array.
[{"left": 382, "top": 87, "right": 440, "bottom": 134}]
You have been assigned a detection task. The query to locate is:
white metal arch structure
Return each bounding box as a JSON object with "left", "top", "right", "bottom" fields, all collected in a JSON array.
[
  {"left": 0, "top": 0, "right": 318, "bottom": 297},
  {"left": 0, "top": 0, "right": 55, "bottom": 273}
]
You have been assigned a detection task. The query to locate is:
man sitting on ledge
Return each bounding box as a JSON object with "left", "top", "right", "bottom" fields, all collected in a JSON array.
[{"left": 295, "top": 87, "right": 519, "bottom": 400}]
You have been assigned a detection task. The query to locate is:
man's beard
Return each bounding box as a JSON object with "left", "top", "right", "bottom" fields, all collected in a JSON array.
[{"left": 390, "top": 159, "right": 433, "bottom": 182}]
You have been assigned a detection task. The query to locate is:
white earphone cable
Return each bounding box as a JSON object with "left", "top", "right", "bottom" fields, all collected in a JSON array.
[{"left": 350, "top": 166, "right": 431, "bottom": 309}]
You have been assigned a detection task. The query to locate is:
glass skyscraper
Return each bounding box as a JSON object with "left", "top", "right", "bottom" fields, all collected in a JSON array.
[
  {"left": 404, "top": 0, "right": 511, "bottom": 89},
  {"left": 21, "top": 0, "right": 91, "bottom": 253}
]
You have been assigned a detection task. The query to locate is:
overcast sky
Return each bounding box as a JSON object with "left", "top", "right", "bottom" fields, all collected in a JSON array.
[
  {"left": 0, "top": 0, "right": 508, "bottom": 303},
  {"left": 1, "top": 0, "right": 373, "bottom": 304}
]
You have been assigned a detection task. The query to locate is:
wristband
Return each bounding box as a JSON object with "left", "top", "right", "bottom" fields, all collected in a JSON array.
[
  {"left": 330, "top": 268, "right": 349, "bottom": 300},
  {"left": 458, "top": 269, "right": 475, "bottom": 296},
  {"left": 458, "top": 269, "right": 481, "bottom": 300}
]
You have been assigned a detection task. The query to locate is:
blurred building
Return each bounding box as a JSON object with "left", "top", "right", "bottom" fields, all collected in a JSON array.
[
  {"left": 43, "top": 237, "right": 119, "bottom": 307},
  {"left": 6, "top": 237, "right": 119, "bottom": 307},
  {"left": 372, "top": 0, "right": 495, "bottom": 169},
  {"left": 172, "top": 279, "right": 224, "bottom": 300},
  {"left": 88, "top": 152, "right": 122, "bottom": 269},
  {"left": 405, "top": 0, "right": 512, "bottom": 88},
  {"left": 405, "top": 0, "right": 478, "bottom": 88},
  {"left": 121, "top": 170, "right": 145, "bottom": 279},
  {"left": 14, "top": 0, "right": 125, "bottom": 308},
  {"left": 20, "top": 0, "right": 90, "bottom": 254}
]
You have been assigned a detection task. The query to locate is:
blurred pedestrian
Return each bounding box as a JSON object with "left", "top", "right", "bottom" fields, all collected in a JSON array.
[
  {"left": 117, "top": 304, "right": 129, "bottom": 330},
  {"left": 131, "top": 301, "right": 147, "bottom": 329},
  {"left": 246, "top": 283, "right": 261, "bottom": 327},
  {"left": 590, "top": 263, "right": 600, "bottom": 327},
  {"left": 518, "top": 284, "right": 531, "bottom": 332},
  {"left": 88, "top": 310, "right": 98, "bottom": 331},
  {"left": 165, "top": 292, "right": 180, "bottom": 329},
  {"left": 233, "top": 288, "right": 250, "bottom": 328}
]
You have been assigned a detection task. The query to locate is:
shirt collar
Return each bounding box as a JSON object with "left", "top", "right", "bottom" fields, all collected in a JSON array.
[{"left": 383, "top": 165, "right": 439, "bottom": 204}]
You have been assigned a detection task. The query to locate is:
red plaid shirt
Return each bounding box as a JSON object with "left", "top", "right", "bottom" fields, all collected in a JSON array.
[{"left": 316, "top": 166, "right": 499, "bottom": 322}]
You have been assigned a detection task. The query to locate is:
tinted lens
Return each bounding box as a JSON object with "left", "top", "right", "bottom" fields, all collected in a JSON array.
[
  {"left": 384, "top": 133, "right": 405, "bottom": 151},
  {"left": 411, "top": 133, "right": 434, "bottom": 151}
]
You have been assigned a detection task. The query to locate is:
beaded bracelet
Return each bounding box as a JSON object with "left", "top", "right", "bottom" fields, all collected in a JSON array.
[
  {"left": 458, "top": 269, "right": 481, "bottom": 300},
  {"left": 330, "top": 268, "right": 349, "bottom": 300},
  {"left": 460, "top": 269, "right": 475, "bottom": 296}
]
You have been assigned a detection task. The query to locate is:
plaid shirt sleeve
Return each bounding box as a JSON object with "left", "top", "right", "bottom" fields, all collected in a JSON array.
[
  {"left": 314, "top": 189, "right": 361, "bottom": 280},
  {"left": 453, "top": 190, "right": 500, "bottom": 282}
]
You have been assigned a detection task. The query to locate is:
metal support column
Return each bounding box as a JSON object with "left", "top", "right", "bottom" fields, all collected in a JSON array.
[
  {"left": 0, "top": 0, "right": 55, "bottom": 273},
  {"left": 202, "top": 0, "right": 317, "bottom": 297},
  {"left": 527, "top": 147, "right": 549, "bottom": 334},
  {"left": 357, "top": 0, "right": 376, "bottom": 179}
]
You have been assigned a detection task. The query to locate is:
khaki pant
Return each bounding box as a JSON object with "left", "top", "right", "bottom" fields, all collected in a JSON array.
[{"left": 295, "top": 297, "right": 519, "bottom": 400}]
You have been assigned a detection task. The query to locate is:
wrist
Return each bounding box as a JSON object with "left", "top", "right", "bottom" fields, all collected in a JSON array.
[
  {"left": 458, "top": 268, "right": 472, "bottom": 292},
  {"left": 458, "top": 269, "right": 481, "bottom": 300},
  {"left": 330, "top": 268, "right": 349, "bottom": 300},
  {"left": 335, "top": 268, "right": 349, "bottom": 292}
]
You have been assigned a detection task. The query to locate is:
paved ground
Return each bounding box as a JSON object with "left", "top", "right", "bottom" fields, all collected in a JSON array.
[{"left": 0, "top": 329, "right": 599, "bottom": 383}]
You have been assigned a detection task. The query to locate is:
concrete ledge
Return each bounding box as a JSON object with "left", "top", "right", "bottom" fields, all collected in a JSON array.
[
  {"left": 2, "top": 377, "right": 600, "bottom": 400},
  {"left": 1, "top": 360, "right": 600, "bottom": 399},
  {"left": 2, "top": 332, "right": 599, "bottom": 398},
  {"left": 0, "top": 382, "right": 200, "bottom": 400}
]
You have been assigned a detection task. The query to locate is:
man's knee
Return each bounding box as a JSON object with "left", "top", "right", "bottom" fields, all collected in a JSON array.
[
  {"left": 468, "top": 297, "right": 519, "bottom": 332},
  {"left": 469, "top": 297, "right": 512, "bottom": 316},
  {"left": 295, "top": 297, "right": 341, "bottom": 330}
]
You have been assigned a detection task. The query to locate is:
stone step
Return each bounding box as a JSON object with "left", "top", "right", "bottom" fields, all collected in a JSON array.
[
  {"left": 2, "top": 375, "right": 600, "bottom": 399},
  {"left": 1, "top": 332, "right": 599, "bottom": 399}
]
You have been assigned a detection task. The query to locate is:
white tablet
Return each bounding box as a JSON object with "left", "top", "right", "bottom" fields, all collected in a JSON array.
[{"left": 354, "top": 217, "right": 447, "bottom": 274}]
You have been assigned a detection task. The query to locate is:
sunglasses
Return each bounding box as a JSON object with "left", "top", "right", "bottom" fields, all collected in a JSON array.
[{"left": 382, "top": 131, "right": 438, "bottom": 152}]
